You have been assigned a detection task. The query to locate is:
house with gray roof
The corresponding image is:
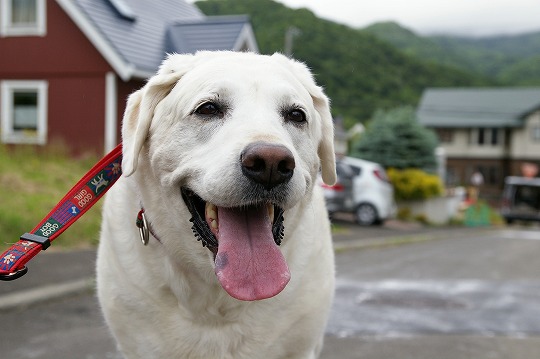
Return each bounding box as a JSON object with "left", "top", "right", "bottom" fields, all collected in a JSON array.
[
  {"left": 417, "top": 87, "right": 540, "bottom": 199},
  {"left": 0, "top": 0, "right": 257, "bottom": 154}
]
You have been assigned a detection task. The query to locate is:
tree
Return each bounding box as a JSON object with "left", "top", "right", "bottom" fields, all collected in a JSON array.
[{"left": 350, "top": 107, "right": 438, "bottom": 171}]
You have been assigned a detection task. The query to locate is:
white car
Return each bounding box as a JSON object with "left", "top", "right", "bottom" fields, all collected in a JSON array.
[{"left": 321, "top": 156, "right": 396, "bottom": 225}]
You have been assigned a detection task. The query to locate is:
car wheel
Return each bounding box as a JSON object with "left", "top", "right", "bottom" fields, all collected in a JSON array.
[{"left": 355, "top": 203, "right": 378, "bottom": 226}]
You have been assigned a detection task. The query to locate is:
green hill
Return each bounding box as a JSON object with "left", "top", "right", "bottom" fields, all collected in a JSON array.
[
  {"left": 364, "top": 21, "right": 540, "bottom": 85},
  {"left": 195, "top": 0, "right": 487, "bottom": 125}
]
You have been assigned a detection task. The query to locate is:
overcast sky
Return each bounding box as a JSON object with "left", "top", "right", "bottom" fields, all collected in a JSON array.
[{"left": 272, "top": 0, "right": 540, "bottom": 37}]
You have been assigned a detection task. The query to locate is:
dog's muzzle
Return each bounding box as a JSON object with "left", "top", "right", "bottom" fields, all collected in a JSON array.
[{"left": 179, "top": 141, "right": 297, "bottom": 301}]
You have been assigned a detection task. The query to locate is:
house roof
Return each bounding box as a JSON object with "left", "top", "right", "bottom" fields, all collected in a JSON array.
[
  {"left": 166, "top": 16, "right": 258, "bottom": 54},
  {"left": 56, "top": 0, "right": 257, "bottom": 81},
  {"left": 417, "top": 88, "right": 540, "bottom": 128}
]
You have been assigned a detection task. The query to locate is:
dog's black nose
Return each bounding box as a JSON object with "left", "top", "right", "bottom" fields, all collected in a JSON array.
[{"left": 241, "top": 142, "right": 295, "bottom": 190}]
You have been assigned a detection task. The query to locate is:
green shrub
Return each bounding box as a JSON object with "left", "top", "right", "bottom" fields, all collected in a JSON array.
[
  {"left": 388, "top": 168, "right": 444, "bottom": 201},
  {"left": 396, "top": 207, "right": 412, "bottom": 220}
]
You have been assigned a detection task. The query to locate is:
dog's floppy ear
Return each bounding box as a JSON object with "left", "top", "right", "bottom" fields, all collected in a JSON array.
[
  {"left": 272, "top": 54, "right": 337, "bottom": 185},
  {"left": 313, "top": 89, "right": 337, "bottom": 185},
  {"left": 122, "top": 53, "right": 195, "bottom": 176}
]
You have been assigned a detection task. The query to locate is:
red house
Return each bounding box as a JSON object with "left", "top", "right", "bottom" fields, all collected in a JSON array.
[{"left": 0, "top": 0, "right": 258, "bottom": 154}]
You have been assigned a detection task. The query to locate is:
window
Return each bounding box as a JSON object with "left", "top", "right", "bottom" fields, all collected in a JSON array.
[
  {"left": 473, "top": 165, "right": 499, "bottom": 185},
  {"left": 477, "top": 128, "right": 485, "bottom": 145},
  {"left": 470, "top": 128, "right": 500, "bottom": 146},
  {"left": 435, "top": 128, "right": 454, "bottom": 143},
  {"left": 490, "top": 128, "right": 499, "bottom": 145},
  {"left": 1, "top": 80, "right": 48, "bottom": 145},
  {"left": 0, "top": 0, "right": 46, "bottom": 37}
]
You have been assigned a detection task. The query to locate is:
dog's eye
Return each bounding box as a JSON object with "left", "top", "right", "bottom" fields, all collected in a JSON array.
[
  {"left": 284, "top": 109, "right": 306, "bottom": 124},
  {"left": 195, "top": 102, "right": 223, "bottom": 118}
]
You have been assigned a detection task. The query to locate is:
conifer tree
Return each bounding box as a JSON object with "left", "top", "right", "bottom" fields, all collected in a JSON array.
[{"left": 351, "top": 107, "right": 438, "bottom": 171}]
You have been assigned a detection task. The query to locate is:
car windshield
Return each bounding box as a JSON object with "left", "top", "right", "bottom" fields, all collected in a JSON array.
[{"left": 513, "top": 185, "right": 540, "bottom": 211}]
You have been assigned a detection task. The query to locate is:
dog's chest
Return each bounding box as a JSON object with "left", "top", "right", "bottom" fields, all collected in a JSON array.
[{"left": 147, "top": 305, "right": 286, "bottom": 359}]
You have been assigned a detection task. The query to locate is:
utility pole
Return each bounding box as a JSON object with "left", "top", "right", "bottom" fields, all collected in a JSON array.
[{"left": 284, "top": 26, "right": 301, "bottom": 58}]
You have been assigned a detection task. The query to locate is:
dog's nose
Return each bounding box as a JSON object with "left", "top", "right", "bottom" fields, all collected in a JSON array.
[{"left": 241, "top": 142, "right": 295, "bottom": 190}]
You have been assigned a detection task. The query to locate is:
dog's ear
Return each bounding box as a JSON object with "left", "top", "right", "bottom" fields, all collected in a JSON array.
[
  {"left": 122, "top": 53, "right": 195, "bottom": 176},
  {"left": 272, "top": 54, "right": 337, "bottom": 185},
  {"left": 313, "top": 90, "right": 337, "bottom": 185}
]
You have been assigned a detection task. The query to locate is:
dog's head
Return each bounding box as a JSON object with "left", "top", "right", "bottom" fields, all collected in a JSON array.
[{"left": 121, "top": 51, "right": 336, "bottom": 301}]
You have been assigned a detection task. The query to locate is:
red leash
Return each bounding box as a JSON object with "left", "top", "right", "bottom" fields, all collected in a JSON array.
[{"left": 0, "top": 144, "right": 123, "bottom": 281}]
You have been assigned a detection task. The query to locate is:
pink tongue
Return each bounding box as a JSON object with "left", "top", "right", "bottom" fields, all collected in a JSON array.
[{"left": 214, "top": 206, "right": 290, "bottom": 301}]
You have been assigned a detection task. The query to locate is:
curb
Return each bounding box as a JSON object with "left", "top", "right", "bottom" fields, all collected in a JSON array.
[
  {"left": 0, "top": 277, "right": 95, "bottom": 311},
  {"left": 332, "top": 227, "right": 494, "bottom": 252},
  {"left": 333, "top": 233, "right": 441, "bottom": 252}
]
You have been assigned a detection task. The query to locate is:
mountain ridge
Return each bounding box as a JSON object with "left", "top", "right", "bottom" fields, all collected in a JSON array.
[{"left": 363, "top": 21, "right": 540, "bottom": 84}]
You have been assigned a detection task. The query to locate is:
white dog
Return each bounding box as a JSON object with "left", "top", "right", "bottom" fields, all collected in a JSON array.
[{"left": 97, "top": 51, "right": 337, "bottom": 359}]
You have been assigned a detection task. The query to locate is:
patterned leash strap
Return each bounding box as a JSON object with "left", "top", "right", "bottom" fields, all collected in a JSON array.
[{"left": 0, "top": 144, "right": 123, "bottom": 281}]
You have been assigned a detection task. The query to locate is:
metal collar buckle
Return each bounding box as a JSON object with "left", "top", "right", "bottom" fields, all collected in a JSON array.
[{"left": 136, "top": 209, "right": 149, "bottom": 246}]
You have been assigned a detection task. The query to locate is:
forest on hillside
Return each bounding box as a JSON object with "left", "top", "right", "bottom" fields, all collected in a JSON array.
[{"left": 195, "top": 0, "right": 488, "bottom": 126}]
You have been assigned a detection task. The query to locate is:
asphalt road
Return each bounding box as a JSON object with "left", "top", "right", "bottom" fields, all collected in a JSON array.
[
  {"left": 324, "top": 225, "right": 540, "bottom": 359},
  {"left": 1, "top": 223, "right": 539, "bottom": 359}
]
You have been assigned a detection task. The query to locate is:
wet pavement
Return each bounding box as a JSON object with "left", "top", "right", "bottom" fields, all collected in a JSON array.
[
  {"left": 323, "top": 223, "right": 540, "bottom": 359},
  {"left": 1, "top": 222, "right": 540, "bottom": 358}
]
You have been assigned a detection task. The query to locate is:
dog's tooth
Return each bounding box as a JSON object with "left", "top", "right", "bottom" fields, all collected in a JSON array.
[
  {"left": 267, "top": 204, "right": 274, "bottom": 223},
  {"left": 211, "top": 219, "right": 218, "bottom": 230},
  {"left": 205, "top": 203, "right": 217, "bottom": 221}
]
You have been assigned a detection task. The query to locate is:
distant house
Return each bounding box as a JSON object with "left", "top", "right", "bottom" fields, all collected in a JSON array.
[
  {"left": 0, "top": 0, "right": 258, "bottom": 154},
  {"left": 417, "top": 87, "right": 540, "bottom": 199}
]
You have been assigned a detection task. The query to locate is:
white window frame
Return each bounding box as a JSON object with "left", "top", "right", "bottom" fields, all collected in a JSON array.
[
  {"left": 1, "top": 80, "right": 48, "bottom": 145},
  {"left": 0, "top": 0, "right": 47, "bottom": 37}
]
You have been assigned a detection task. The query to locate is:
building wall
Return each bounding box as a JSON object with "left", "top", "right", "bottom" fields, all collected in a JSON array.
[
  {"left": 436, "top": 114, "right": 540, "bottom": 203},
  {"left": 0, "top": 1, "right": 111, "bottom": 75},
  {"left": 439, "top": 129, "right": 470, "bottom": 157},
  {"left": 446, "top": 157, "right": 509, "bottom": 201},
  {"left": 511, "top": 111, "right": 540, "bottom": 160},
  {"left": 0, "top": 0, "right": 114, "bottom": 154},
  {"left": 438, "top": 128, "right": 508, "bottom": 202},
  {"left": 441, "top": 128, "right": 509, "bottom": 159},
  {"left": 116, "top": 78, "right": 146, "bottom": 143},
  {"left": 48, "top": 75, "right": 108, "bottom": 152}
]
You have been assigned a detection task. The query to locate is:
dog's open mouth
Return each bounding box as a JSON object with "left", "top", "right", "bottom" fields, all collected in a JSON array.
[{"left": 181, "top": 188, "right": 290, "bottom": 301}]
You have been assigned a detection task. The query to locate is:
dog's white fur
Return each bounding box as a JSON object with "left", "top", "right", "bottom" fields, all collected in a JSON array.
[{"left": 97, "top": 51, "right": 337, "bottom": 359}]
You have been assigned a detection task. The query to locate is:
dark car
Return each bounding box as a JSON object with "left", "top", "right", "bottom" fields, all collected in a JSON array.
[
  {"left": 320, "top": 161, "right": 355, "bottom": 215},
  {"left": 501, "top": 176, "right": 540, "bottom": 224}
]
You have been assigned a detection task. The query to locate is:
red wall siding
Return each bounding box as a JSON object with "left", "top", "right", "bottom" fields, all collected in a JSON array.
[
  {"left": 48, "top": 76, "right": 105, "bottom": 153},
  {"left": 0, "top": 0, "right": 111, "bottom": 76},
  {"left": 116, "top": 79, "right": 146, "bottom": 143},
  {"left": 0, "top": 0, "right": 114, "bottom": 154}
]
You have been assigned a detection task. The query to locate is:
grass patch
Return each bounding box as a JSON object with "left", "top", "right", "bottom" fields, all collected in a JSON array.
[
  {"left": 0, "top": 145, "right": 103, "bottom": 251},
  {"left": 330, "top": 222, "right": 349, "bottom": 234}
]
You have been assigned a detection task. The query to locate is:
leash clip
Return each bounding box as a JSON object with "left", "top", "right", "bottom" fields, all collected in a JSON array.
[
  {"left": 0, "top": 266, "right": 28, "bottom": 281},
  {"left": 136, "top": 210, "right": 149, "bottom": 246}
]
